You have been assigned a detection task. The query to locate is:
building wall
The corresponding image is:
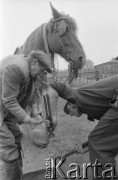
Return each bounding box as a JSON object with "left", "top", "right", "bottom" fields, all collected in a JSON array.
[{"left": 94, "top": 61, "right": 118, "bottom": 78}]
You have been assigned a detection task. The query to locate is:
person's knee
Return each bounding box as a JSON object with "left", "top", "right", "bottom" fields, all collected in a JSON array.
[{"left": 0, "top": 158, "right": 23, "bottom": 180}]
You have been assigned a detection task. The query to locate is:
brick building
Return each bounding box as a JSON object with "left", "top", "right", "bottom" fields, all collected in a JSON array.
[{"left": 94, "top": 61, "right": 118, "bottom": 78}]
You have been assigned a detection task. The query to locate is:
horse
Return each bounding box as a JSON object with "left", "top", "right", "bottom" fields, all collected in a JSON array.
[
  {"left": 15, "top": 0, "right": 87, "bottom": 161},
  {"left": 17, "top": 3, "right": 87, "bottom": 178},
  {"left": 14, "top": 3, "right": 87, "bottom": 82}
]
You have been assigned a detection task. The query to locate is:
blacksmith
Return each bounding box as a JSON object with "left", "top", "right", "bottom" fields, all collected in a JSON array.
[
  {"left": 0, "top": 50, "right": 53, "bottom": 180},
  {"left": 48, "top": 75, "right": 118, "bottom": 180}
]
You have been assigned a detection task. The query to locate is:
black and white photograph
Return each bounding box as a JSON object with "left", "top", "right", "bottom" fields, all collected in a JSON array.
[{"left": 0, "top": 0, "right": 118, "bottom": 179}]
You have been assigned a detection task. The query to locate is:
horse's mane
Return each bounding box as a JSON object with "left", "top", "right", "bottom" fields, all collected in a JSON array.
[
  {"left": 60, "top": 13, "right": 78, "bottom": 33},
  {"left": 22, "top": 13, "right": 78, "bottom": 55},
  {"left": 22, "top": 24, "right": 44, "bottom": 55}
]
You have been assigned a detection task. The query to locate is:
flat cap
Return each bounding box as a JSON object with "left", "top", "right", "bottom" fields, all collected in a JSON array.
[{"left": 30, "top": 50, "right": 53, "bottom": 73}]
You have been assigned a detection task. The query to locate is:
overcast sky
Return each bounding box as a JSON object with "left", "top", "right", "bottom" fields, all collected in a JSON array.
[{"left": 0, "top": 0, "right": 118, "bottom": 69}]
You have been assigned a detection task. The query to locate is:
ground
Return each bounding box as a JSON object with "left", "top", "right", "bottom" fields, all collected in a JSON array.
[{"left": 21, "top": 98, "right": 118, "bottom": 179}]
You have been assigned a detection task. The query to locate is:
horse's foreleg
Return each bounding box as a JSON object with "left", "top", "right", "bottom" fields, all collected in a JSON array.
[{"left": 47, "top": 86, "right": 58, "bottom": 119}]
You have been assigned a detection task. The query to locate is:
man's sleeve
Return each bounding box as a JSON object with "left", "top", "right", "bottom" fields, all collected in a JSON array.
[
  {"left": 2, "top": 65, "right": 29, "bottom": 122},
  {"left": 50, "top": 81, "right": 73, "bottom": 100}
]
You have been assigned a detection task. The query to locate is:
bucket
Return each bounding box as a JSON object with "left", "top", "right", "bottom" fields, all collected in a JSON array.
[{"left": 31, "top": 122, "right": 49, "bottom": 147}]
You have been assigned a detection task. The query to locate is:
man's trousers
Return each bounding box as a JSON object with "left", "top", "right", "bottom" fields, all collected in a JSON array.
[
  {"left": 0, "top": 115, "right": 23, "bottom": 180},
  {"left": 88, "top": 107, "right": 118, "bottom": 180}
]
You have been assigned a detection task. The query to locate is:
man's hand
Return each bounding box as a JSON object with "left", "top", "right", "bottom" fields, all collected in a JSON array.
[
  {"left": 110, "top": 91, "right": 118, "bottom": 108},
  {"left": 34, "top": 115, "right": 43, "bottom": 124},
  {"left": 45, "top": 116, "right": 57, "bottom": 131},
  {"left": 45, "top": 119, "right": 50, "bottom": 128},
  {"left": 24, "top": 115, "right": 43, "bottom": 125},
  {"left": 76, "top": 143, "right": 89, "bottom": 154},
  {"left": 29, "top": 118, "right": 42, "bottom": 125},
  {"left": 110, "top": 100, "right": 118, "bottom": 108}
]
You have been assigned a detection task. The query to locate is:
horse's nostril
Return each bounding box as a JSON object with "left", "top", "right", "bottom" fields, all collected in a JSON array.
[
  {"left": 78, "top": 56, "right": 86, "bottom": 69},
  {"left": 79, "top": 56, "right": 83, "bottom": 62},
  {"left": 79, "top": 56, "right": 86, "bottom": 67}
]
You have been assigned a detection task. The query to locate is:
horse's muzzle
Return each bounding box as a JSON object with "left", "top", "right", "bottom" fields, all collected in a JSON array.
[{"left": 78, "top": 56, "right": 87, "bottom": 68}]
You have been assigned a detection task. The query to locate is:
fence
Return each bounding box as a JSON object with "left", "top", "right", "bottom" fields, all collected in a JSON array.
[
  {"left": 73, "top": 70, "right": 118, "bottom": 87},
  {"left": 48, "top": 70, "right": 118, "bottom": 87}
]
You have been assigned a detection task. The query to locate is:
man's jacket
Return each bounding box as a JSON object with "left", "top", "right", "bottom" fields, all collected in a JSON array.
[
  {"left": 0, "top": 54, "right": 35, "bottom": 126},
  {"left": 50, "top": 75, "right": 118, "bottom": 120}
]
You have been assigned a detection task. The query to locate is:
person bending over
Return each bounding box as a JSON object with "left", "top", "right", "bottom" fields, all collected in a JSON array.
[{"left": 47, "top": 76, "right": 118, "bottom": 180}]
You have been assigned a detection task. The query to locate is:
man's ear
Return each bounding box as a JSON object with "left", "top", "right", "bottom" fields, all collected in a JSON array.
[
  {"left": 71, "top": 104, "right": 77, "bottom": 108},
  {"left": 32, "top": 59, "right": 38, "bottom": 64}
]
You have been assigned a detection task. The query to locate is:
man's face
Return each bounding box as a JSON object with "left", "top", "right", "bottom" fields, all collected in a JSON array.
[
  {"left": 30, "top": 59, "right": 45, "bottom": 77},
  {"left": 67, "top": 103, "right": 82, "bottom": 117}
]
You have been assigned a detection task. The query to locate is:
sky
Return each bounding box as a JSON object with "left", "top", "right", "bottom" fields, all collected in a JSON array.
[{"left": 0, "top": 0, "right": 118, "bottom": 70}]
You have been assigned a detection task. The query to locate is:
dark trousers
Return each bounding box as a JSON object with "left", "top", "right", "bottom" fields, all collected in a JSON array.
[
  {"left": 0, "top": 155, "right": 23, "bottom": 180},
  {"left": 88, "top": 108, "right": 118, "bottom": 180},
  {"left": 0, "top": 115, "right": 23, "bottom": 180}
]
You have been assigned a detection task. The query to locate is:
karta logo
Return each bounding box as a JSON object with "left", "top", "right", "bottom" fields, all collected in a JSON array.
[{"left": 45, "top": 158, "right": 117, "bottom": 179}]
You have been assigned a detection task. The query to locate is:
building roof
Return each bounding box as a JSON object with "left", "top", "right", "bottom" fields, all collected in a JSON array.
[{"left": 94, "top": 61, "right": 118, "bottom": 68}]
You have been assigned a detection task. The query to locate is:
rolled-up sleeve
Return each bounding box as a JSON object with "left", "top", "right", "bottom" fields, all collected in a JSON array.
[{"left": 2, "top": 65, "right": 29, "bottom": 122}]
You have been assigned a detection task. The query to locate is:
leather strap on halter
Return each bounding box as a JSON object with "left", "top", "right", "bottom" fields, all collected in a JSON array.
[
  {"left": 52, "top": 20, "right": 75, "bottom": 84},
  {"left": 43, "top": 24, "right": 50, "bottom": 58},
  {"left": 43, "top": 20, "right": 74, "bottom": 84},
  {"left": 42, "top": 23, "right": 56, "bottom": 86},
  {"left": 43, "top": 23, "right": 54, "bottom": 66},
  {"left": 51, "top": 17, "right": 67, "bottom": 23}
]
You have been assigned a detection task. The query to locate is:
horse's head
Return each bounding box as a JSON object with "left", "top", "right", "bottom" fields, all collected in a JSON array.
[{"left": 48, "top": 3, "right": 87, "bottom": 79}]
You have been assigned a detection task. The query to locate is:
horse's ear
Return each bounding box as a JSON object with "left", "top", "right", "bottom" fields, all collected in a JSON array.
[
  {"left": 50, "top": 2, "right": 61, "bottom": 19},
  {"left": 58, "top": 21, "right": 67, "bottom": 36}
]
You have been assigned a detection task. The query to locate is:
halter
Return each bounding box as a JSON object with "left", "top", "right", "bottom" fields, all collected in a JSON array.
[
  {"left": 51, "top": 17, "right": 75, "bottom": 84},
  {"left": 42, "top": 18, "right": 75, "bottom": 85}
]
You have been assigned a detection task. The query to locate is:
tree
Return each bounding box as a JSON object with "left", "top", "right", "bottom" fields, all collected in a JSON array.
[
  {"left": 114, "top": 56, "right": 118, "bottom": 61},
  {"left": 111, "top": 56, "right": 118, "bottom": 61},
  {"left": 83, "top": 59, "right": 94, "bottom": 71}
]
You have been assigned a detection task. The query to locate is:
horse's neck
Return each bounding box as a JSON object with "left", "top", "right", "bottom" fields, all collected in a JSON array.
[
  {"left": 21, "top": 22, "right": 54, "bottom": 66},
  {"left": 22, "top": 24, "right": 47, "bottom": 55}
]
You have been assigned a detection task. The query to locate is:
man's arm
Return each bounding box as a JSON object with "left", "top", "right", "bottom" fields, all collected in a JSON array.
[
  {"left": 47, "top": 81, "right": 74, "bottom": 120},
  {"left": 50, "top": 81, "right": 76, "bottom": 104},
  {"left": 2, "top": 65, "right": 30, "bottom": 122},
  {"left": 50, "top": 81, "right": 72, "bottom": 100}
]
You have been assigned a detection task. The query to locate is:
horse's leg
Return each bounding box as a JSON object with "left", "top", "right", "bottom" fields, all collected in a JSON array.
[{"left": 47, "top": 86, "right": 58, "bottom": 118}]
